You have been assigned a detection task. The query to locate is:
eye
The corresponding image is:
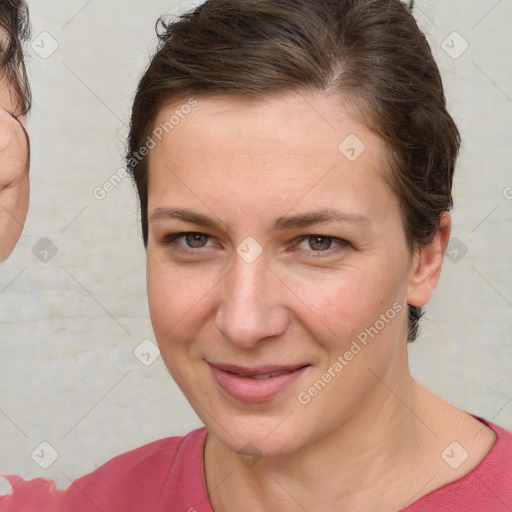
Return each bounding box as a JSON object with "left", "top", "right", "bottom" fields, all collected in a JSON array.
[
  {"left": 159, "top": 232, "right": 214, "bottom": 250},
  {"left": 303, "top": 235, "right": 332, "bottom": 251},
  {"left": 182, "top": 233, "right": 210, "bottom": 248},
  {"left": 295, "top": 235, "right": 349, "bottom": 254}
]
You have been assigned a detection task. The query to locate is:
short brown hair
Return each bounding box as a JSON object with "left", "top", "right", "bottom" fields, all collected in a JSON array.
[
  {"left": 0, "top": 0, "right": 31, "bottom": 115},
  {"left": 127, "top": 0, "right": 460, "bottom": 342}
]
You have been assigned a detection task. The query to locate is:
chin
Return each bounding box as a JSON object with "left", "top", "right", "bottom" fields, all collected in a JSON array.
[{"left": 208, "top": 412, "right": 311, "bottom": 458}]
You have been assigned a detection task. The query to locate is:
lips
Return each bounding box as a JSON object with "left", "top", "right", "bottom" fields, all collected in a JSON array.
[
  {"left": 209, "top": 363, "right": 308, "bottom": 378},
  {"left": 208, "top": 362, "right": 310, "bottom": 402}
]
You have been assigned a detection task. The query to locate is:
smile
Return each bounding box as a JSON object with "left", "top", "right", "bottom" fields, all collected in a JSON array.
[{"left": 207, "top": 362, "right": 310, "bottom": 403}]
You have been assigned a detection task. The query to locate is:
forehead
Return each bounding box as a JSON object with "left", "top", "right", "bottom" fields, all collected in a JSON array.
[
  {"left": 151, "top": 92, "right": 388, "bottom": 171},
  {"left": 147, "top": 92, "right": 397, "bottom": 224}
]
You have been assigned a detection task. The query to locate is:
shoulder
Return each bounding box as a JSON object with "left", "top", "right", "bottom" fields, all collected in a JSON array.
[
  {"left": 468, "top": 418, "right": 512, "bottom": 480},
  {"left": 403, "top": 418, "right": 512, "bottom": 511},
  {"left": 1, "top": 427, "right": 209, "bottom": 512}
]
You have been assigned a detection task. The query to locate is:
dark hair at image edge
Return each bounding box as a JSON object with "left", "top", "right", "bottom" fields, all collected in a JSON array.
[
  {"left": 127, "top": 0, "right": 461, "bottom": 342},
  {"left": 0, "top": 0, "right": 31, "bottom": 115}
]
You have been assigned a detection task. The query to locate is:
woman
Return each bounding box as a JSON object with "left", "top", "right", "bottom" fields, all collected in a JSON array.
[
  {"left": 0, "top": 0, "right": 31, "bottom": 262},
  {"left": 2, "top": 0, "right": 511, "bottom": 510}
]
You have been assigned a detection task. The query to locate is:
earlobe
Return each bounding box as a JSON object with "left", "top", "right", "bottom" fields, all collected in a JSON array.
[{"left": 406, "top": 212, "right": 451, "bottom": 307}]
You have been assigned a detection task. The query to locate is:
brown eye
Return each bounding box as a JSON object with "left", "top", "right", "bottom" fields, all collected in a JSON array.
[
  {"left": 308, "top": 235, "right": 332, "bottom": 251},
  {"left": 185, "top": 233, "right": 209, "bottom": 248}
]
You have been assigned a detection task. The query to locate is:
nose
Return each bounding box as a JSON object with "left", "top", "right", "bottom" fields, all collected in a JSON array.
[{"left": 215, "top": 253, "right": 288, "bottom": 348}]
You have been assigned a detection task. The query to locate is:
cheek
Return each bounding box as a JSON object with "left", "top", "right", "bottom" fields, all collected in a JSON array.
[
  {"left": 146, "top": 258, "right": 203, "bottom": 385},
  {"left": 146, "top": 253, "right": 218, "bottom": 347},
  {"left": 285, "top": 262, "right": 406, "bottom": 351},
  {"left": 293, "top": 271, "right": 408, "bottom": 405}
]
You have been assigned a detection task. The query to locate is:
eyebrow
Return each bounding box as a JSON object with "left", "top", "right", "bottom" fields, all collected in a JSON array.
[
  {"left": 148, "top": 207, "right": 370, "bottom": 232},
  {"left": 272, "top": 209, "right": 370, "bottom": 230},
  {"left": 148, "top": 207, "right": 230, "bottom": 230}
]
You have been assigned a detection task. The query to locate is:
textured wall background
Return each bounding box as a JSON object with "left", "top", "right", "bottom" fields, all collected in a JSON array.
[{"left": 0, "top": 0, "right": 510, "bottom": 489}]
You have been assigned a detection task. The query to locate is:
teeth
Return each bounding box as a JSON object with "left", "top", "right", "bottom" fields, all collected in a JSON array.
[{"left": 250, "top": 371, "right": 285, "bottom": 379}]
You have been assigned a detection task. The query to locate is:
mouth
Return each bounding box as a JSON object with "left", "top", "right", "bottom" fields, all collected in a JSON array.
[{"left": 207, "top": 362, "right": 311, "bottom": 403}]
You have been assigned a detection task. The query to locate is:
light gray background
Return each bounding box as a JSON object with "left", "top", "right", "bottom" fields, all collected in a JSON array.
[{"left": 0, "top": 0, "right": 510, "bottom": 489}]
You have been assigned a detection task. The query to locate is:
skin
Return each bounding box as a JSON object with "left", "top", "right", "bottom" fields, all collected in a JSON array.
[
  {"left": 146, "top": 91, "right": 496, "bottom": 511},
  {"left": 0, "top": 82, "right": 29, "bottom": 262}
]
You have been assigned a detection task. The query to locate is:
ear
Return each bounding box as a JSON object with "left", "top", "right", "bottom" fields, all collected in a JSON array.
[{"left": 407, "top": 212, "right": 451, "bottom": 307}]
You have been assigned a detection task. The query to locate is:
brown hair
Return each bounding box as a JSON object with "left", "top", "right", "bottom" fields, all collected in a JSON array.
[
  {"left": 127, "top": 0, "right": 460, "bottom": 342},
  {"left": 0, "top": 0, "right": 31, "bottom": 115}
]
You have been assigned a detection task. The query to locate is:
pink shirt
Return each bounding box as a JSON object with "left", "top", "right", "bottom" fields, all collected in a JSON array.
[{"left": 1, "top": 418, "right": 510, "bottom": 511}]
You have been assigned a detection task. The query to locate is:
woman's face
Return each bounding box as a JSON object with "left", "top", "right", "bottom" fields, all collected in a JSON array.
[
  {"left": 146, "top": 91, "right": 421, "bottom": 456},
  {"left": 0, "top": 82, "right": 29, "bottom": 262}
]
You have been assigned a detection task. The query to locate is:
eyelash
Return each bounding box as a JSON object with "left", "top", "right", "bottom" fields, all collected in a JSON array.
[
  {"left": 294, "top": 235, "right": 350, "bottom": 256},
  {"left": 158, "top": 232, "right": 351, "bottom": 257},
  {"left": 159, "top": 233, "right": 216, "bottom": 253}
]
